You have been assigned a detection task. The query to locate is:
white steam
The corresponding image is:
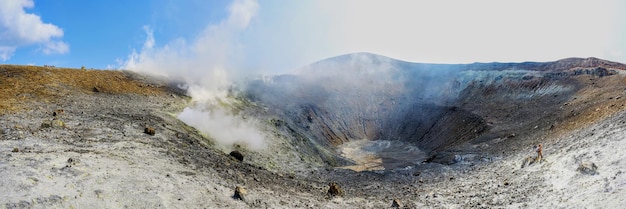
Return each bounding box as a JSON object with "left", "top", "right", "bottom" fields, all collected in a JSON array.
[
  {"left": 178, "top": 107, "right": 265, "bottom": 150},
  {"left": 121, "top": 0, "right": 266, "bottom": 150}
]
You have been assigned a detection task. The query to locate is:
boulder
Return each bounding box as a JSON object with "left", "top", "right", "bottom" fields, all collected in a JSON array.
[
  {"left": 52, "top": 109, "right": 64, "bottom": 117},
  {"left": 234, "top": 186, "right": 247, "bottom": 201},
  {"left": 391, "top": 199, "right": 402, "bottom": 208},
  {"left": 52, "top": 119, "right": 65, "bottom": 128},
  {"left": 41, "top": 121, "right": 52, "bottom": 129},
  {"left": 144, "top": 127, "right": 155, "bottom": 136},
  {"left": 327, "top": 182, "right": 344, "bottom": 197},
  {"left": 577, "top": 161, "right": 598, "bottom": 175},
  {"left": 41, "top": 119, "right": 65, "bottom": 129},
  {"left": 229, "top": 151, "right": 244, "bottom": 162}
]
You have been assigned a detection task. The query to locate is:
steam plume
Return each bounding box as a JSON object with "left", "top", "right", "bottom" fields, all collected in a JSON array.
[{"left": 121, "top": 0, "right": 265, "bottom": 150}]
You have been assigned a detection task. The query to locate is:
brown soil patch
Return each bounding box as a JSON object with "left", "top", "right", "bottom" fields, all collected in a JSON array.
[
  {"left": 0, "top": 65, "right": 168, "bottom": 114},
  {"left": 552, "top": 74, "right": 626, "bottom": 137}
]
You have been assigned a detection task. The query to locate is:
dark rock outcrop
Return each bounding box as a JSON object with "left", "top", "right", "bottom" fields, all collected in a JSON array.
[
  {"left": 327, "top": 182, "right": 344, "bottom": 197},
  {"left": 233, "top": 186, "right": 247, "bottom": 201},
  {"left": 144, "top": 127, "right": 155, "bottom": 135},
  {"left": 391, "top": 199, "right": 402, "bottom": 208},
  {"left": 229, "top": 151, "right": 244, "bottom": 162}
]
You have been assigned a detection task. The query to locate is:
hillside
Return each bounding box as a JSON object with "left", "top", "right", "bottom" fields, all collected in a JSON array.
[
  {"left": 0, "top": 65, "right": 169, "bottom": 114},
  {"left": 2, "top": 54, "right": 626, "bottom": 208}
]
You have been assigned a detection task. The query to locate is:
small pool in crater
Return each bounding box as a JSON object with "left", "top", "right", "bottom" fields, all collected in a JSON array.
[{"left": 337, "top": 139, "right": 428, "bottom": 171}]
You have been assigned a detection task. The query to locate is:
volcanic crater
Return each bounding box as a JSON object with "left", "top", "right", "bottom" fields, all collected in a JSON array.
[
  {"left": 243, "top": 53, "right": 625, "bottom": 172},
  {"left": 3, "top": 53, "right": 626, "bottom": 208}
]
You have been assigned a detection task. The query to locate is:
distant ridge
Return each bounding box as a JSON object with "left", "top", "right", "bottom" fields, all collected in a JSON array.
[{"left": 305, "top": 52, "right": 626, "bottom": 73}]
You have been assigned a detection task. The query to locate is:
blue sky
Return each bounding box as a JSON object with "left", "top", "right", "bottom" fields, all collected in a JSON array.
[
  {"left": 1, "top": 0, "right": 625, "bottom": 73},
  {"left": 1, "top": 0, "right": 231, "bottom": 68}
]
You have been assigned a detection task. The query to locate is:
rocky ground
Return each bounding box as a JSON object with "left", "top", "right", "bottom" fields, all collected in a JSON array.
[{"left": 1, "top": 60, "right": 626, "bottom": 208}]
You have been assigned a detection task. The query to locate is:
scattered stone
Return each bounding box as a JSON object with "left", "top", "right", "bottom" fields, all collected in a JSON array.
[
  {"left": 93, "top": 86, "right": 100, "bottom": 92},
  {"left": 144, "top": 127, "right": 155, "bottom": 136},
  {"left": 229, "top": 151, "right": 244, "bottom": 162},
  {"left": 327, "top": 182, "right": 344, "bottom": 197},
  {"left": 521, "top": 157, "right": 531, "bottom": 168},
  {"left": 41, "top": 121, "right": 52, "bottom": 128},
  {"left": 52, "top": 109, "right": 64, "bottom": 117},
  {"left": 94, "top": 189, "right": 104, "bottom": 199},
  {"left": 271, "top": 119, "right": 284, "bottom": 127},
  {"left": 391, "top": 199, "right": 402, "bottom": 208},
  {"left": 51, "top": 119, "right": 65, "bottom": 128},
  {"left": 233, "top": 186, "right": 247, "bottom": 201},
  {"left": 41, "top": 119, "right": 65, "bottom": 129},
  {"left": 577, "top": 161, "right": 598, "bottom": 175},
  {"left": 5, "top": 200, "right": 31, "bottom": 208},
  {"left": 12, "top": 147, "right": 19, "bottom": 152}
]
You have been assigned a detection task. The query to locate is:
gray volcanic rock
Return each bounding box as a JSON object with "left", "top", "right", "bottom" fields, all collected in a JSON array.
[
  {"left": 3, "top": 55, "right": 626, "bottom": 208},
  {"left": 243, "top": 53, "right": 626, "bottom": 169}
]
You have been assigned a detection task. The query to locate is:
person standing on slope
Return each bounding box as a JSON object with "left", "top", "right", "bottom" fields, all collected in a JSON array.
[{"left": 536, "top": 143, "right": 543, "bottom": 161}]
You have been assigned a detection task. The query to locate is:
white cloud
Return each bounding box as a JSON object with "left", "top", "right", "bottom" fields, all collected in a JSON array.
[
  {"left": 41, "top": 40, "right": 69, "bottom": 55},
  {"left": 0, "top": 0, "right": 68, "bottom": 61},
  {"left": 0, "top": 46, "right": 16, "bottom": 61},
  {"left": 240, "top": 0, "right": 626, "bottom": 72}
]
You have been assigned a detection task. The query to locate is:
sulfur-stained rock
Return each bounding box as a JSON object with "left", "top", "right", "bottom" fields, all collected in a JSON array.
[
  {"left": 51, "top": 119, "right": 65, "bottom": 128},
  {"left": 234, "top": 186, "right": 247, "bottom": 201},
  {"left": 41, "top": 119, "right": 65, "bottom": 129}
]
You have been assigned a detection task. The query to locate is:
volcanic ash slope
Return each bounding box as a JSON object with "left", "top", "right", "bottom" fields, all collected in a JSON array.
[{"left": 1, "top": 55, "right": 626, "bottom": 208}]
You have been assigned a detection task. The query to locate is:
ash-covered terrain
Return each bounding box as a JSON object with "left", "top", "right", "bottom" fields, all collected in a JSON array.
[{"left": 2, "top": 53, "right": 626, "bottom": 208}]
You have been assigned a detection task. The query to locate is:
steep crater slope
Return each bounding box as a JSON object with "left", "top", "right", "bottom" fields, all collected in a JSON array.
[{"left": 244, "top": 53, "right": 626, "bottom": 170}]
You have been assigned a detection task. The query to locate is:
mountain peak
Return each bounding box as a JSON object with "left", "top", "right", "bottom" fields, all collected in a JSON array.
[{"left": 307, "top": 53, "right": 626, "bottom": 72}]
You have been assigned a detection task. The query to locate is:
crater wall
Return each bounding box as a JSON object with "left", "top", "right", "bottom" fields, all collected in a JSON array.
[{"left": 243, "top": 53, "right": 626, "bottom": 168}]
